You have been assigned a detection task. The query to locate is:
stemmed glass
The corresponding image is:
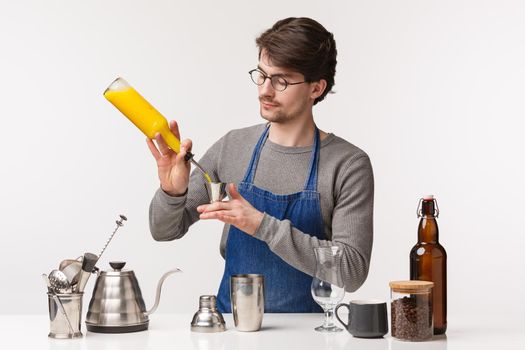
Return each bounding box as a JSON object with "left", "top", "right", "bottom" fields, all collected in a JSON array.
[{"left": 311, "top": 246, "right": 345, "bottom": 332}]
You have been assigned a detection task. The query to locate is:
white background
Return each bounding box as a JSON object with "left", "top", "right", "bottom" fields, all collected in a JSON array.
[{"left": 1, "top": 0, "right": 524, "bottom": 321}]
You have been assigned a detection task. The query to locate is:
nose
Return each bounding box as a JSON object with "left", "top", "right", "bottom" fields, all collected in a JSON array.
[{"left": 258, "top": 78, "right": 275, "bottom": 98}]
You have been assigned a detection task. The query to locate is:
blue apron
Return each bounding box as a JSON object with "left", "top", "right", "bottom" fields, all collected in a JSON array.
[{"left": 216, "top": 125, "right": 325, "bottom": 313}]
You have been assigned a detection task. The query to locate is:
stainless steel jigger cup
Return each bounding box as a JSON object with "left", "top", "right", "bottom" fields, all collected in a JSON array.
[
  {"left": 47, "top": 293, "right": 83, "bottom": 339},
  {"left": 230, "top": 274, "right": 264, "bottom": 332},
  {"left": 205, "top": 182, "right": 227, "bottom": 203}
]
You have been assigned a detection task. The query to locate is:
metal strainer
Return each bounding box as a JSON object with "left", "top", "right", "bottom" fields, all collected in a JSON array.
[{"left": 48, "top": 269, "right": 72, "bottom": 294}]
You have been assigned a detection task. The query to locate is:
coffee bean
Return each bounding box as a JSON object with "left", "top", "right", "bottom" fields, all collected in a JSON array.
[{"left": 391, "top": 295, "right": 432, "bottom": 341}]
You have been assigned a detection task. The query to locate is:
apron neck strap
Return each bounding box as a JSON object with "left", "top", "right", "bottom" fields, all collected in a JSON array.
[
  {"left": 242, "top": 124, "right": 270, "bottom": 184},
  {"left": 303, "top": 127, "right": 321, "bottom": 191}
]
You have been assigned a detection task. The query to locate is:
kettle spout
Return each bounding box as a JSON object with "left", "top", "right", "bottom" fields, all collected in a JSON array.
[{"left": 144, "top": 268, "right": 182, "bottom": 316}]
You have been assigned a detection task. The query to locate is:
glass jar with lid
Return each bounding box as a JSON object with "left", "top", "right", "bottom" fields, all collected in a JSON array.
[{"left": 389, "top": 280, "right": 434, "bottom": 341}]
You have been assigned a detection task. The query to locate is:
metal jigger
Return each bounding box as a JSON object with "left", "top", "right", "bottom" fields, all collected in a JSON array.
[{"left": 205, "top": 182, "right": 227, "bottom": 203}]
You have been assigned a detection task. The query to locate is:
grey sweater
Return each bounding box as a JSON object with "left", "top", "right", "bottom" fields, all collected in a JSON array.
[{"left": 149, "top": 123, "right": 374, "bottom": 292}]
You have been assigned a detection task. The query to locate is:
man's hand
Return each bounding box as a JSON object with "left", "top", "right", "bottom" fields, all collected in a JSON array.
[
  {"left": 197, "top": 183, "right": 264, "bottom": 235},
  {"left": 146, "top": 120, "right": 192, "bottom": 196}
]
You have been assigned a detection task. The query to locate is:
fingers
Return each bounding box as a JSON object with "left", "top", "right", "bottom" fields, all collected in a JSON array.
[
  {"left": 181, "top": 139, "right": 193, "bottom": 153},
  {"left": 228, "top": 183, "right": 242, "bottom": 199},
  {"left": 213, "top": 213, "right": 236, "bottom": 225},
  {"left": 146, "top": 138, "right": 161, "bottom": 160},
  {"left": 154, "top": 132, "right": 172, "bottom": 156},
  {"left": 197, "top": 201, "right": 237, "bottom": 225},
  {"left": 167, "top": 120, "right": 192, "bottom": 160},
  {"left": 197, "top": 201, "right": 230, "bottom": 213},
  {"left": 196, "top": 204, "right": 209, "bottom": 213},
  {"left": 169, "top": 120, "right": 181, "bottom": 141},
  {"left": 178, "top": 138, "right": 193, "bottom": 161},
  {"left": 155, "top": 120, "right": 185, "bottom": 157},
  {"left": 199, "top": 209, "right": 236, "bottom": 224}
]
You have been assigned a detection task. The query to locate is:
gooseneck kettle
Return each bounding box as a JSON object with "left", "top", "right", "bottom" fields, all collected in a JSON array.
[{"left": 86, "top": 261, "right": 181, "bottom": 333}]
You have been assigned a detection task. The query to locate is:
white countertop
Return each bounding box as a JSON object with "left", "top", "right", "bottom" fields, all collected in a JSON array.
[{"left": 0, "top": 314, "right": 521, "bottom": 350}]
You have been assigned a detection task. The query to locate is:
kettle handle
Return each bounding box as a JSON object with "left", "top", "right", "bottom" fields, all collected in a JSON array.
[{"left": 144, "top": 268, "right": 182, "bottom": 316}]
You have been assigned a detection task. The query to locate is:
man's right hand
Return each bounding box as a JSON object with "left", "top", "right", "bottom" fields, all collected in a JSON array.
[{"left": 147, "top": 120, "right": 192, "bottom": 197}]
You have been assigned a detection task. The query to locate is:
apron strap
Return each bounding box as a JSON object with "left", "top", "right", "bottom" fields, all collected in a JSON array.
[
  {"left": 242, "top": 124, "right": 270, "bottom": 184},
  {"left": 303, "top": 127, "right": 321, "bottom": 191}
]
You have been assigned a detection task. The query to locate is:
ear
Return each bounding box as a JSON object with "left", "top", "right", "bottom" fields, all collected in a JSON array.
[{"left": 310, "top": 79, "right": 327, "bottom": 101}]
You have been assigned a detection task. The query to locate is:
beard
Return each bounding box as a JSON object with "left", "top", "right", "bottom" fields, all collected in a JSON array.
[
  {"left": 259, "top": 98, "right": 294, "bottom": 124},
  {"left": 260, "top": 107, "right": 288, "bottom": 123}
]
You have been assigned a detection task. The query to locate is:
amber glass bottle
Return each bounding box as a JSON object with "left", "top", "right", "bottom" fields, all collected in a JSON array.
[{"left": 410, "top": 195, "right": 447, "bottom": 335}]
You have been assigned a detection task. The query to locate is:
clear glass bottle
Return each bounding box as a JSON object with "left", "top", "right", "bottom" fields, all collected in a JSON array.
[
  {"left": 389, "top": 280, "right": 433, "bottom": 341},
  {"left": 103, "top": 77, "right": 212, "bottom": 183},
  {"left": 410, "top": 195, "right": 447, "bottom": 334},
  {"left": 104, "top": 77, "right": 182, "bottom": 152}
]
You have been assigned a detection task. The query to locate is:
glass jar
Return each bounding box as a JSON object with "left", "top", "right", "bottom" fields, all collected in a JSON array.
[{"left": 389, "top": 280, "right": 434, "bottom": 341}]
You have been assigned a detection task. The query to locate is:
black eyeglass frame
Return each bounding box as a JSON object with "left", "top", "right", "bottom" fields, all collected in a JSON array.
[{"left": 248, "top": 69, "right": 307, "bottom": 92}]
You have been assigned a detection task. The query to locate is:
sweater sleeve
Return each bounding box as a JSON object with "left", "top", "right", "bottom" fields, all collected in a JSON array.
[
  {"left": 148, "top": 138, "right": 223, "bottom": 241},
  {"left": 253, "top": 154, "right": 374, "bottom": 292}
]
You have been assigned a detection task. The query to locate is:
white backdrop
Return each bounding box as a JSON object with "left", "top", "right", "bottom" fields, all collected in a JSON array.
[{"left": 1, "top": 0, "right": 524, "bottom": 321}]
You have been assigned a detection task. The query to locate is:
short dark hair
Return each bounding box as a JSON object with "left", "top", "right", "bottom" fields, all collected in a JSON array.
[{"left": 255, "top": 17, "right": 337, "bottom": 105}]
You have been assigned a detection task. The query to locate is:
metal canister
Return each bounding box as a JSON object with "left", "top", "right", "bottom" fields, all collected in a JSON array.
[{"left": 47, "top": 292, "right": 83, "bottom": 339}]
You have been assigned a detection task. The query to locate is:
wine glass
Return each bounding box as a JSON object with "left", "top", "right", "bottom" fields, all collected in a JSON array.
[{"left": 311, "top": 246, "right": 345, "bottom": 332}]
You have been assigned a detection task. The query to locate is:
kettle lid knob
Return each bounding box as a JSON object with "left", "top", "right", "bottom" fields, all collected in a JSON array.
[{"left": 109, "top": 261, "right": 126, "bottom": 270}]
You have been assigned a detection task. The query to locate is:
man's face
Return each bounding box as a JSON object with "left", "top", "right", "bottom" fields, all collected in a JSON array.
[{"left": 257, "top": 52, "right": 314, "bottom": 124}]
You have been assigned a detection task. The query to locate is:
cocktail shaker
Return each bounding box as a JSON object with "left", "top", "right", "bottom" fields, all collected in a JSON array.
[{"left": 230, "top": 274, "right": 264, "bottom": 332}]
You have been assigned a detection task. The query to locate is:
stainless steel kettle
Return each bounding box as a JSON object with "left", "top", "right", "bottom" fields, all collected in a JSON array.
[{"left": 85, "top": 261, "right": 181, "bottom": 333}]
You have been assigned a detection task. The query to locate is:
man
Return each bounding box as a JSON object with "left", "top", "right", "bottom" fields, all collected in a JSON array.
[{"left": 148, "top": 17, "right": 374, "bottom": 313}]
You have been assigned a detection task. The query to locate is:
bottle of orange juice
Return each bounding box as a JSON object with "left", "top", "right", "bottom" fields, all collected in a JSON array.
[{"left": 104, "top": 77, "right": 212, "bottom": 183}]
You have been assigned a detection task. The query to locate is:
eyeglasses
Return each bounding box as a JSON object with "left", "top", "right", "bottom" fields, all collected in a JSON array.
[{"left": 248, "top": 69, "right": 306, "bottom": 92}]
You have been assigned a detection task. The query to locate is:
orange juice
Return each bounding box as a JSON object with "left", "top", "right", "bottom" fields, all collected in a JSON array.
[
  {"left": 104, "top": 78, "right": 182, "bottom": 152},
  {"left": 104, "top": 77, "right": 212, "bottom": 183}
]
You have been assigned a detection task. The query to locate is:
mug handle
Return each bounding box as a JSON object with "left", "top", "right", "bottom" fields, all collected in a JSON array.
[{"left": 335, "top": 303, "right": 350, "bottom": 328}]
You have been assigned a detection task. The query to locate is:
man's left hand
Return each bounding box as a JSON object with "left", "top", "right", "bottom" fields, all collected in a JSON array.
[{"left": 197, "top": 183, "right": 264, "bottom": 236}]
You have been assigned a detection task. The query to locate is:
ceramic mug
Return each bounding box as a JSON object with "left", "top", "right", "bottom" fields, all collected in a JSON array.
[{"left": 335, "top": 300, "right": 388, "bottom": 338}]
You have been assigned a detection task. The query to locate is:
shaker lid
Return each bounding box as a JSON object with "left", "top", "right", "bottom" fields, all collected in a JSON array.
[
  {"left": 389, "top": 280, "right": 434, "bottom": 292},
  {"left": 191, "top": 295, "right": 226, "bottom": 333}
]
